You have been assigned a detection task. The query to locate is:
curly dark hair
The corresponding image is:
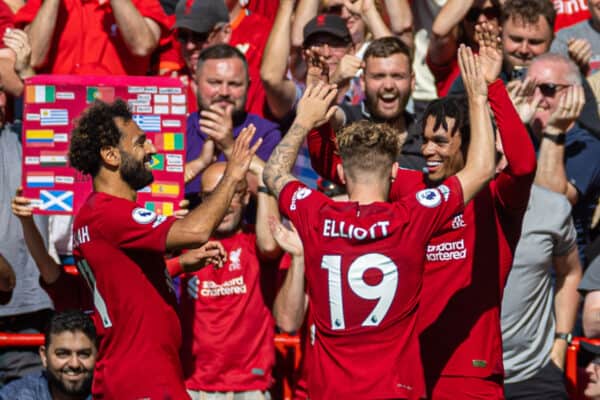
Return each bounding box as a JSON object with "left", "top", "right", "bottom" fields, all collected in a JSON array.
[
  {"left": 337, "top": 120, "right": 400, "bottom": 181},
  {"left": 501, "top": 0, "right": 556, "bottom": 30},
  {"left": 69, "top": 99, "right": 132, "bottom": 177},
  {"left": 44, "top": 310, "right": 97, "bottom": 348}
]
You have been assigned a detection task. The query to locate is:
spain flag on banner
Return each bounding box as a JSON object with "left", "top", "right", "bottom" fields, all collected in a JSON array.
[
  {"left": 151, "top": 181, "right": 180, "bottom": 197},
  {"left": 145, "top": 201, "right": 174, "bottom": 216}
]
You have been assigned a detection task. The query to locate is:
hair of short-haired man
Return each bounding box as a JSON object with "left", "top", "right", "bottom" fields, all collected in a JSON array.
[
  {"left": 68, "top": 99, "right": 132, "bottom": 177},
  {"left": 530, "top": 52, "right": 582, "bottom": 85},
  {"left": 501, "top": 0, "right": 556, "bottom": 31},
  {"left": 337, "top": 120, "right": 401, "bottom": 182},
  {"left": 421, "top": 96, "right": 471, "bottom": 151},
  {"left": 363, "top": 36, "right": 413, "bottom": 70},
  {"left": 196, "top": 43, "right": 249, "bottom": 83},
  {"left": 44, "top": 310, "right": 97, "bottom": 349}
]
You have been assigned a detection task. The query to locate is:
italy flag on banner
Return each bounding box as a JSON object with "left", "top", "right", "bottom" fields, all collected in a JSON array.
[
  {"left": 26, "top": 85, "right": 56, "bottom": 103},
  {"left": 145, "top": 201, "right": 174, "bottom": 216}
]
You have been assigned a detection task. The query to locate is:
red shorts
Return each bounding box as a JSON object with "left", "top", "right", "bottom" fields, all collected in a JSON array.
[{"left": 429, "top": 375, "right": 504, "bottom": 399}]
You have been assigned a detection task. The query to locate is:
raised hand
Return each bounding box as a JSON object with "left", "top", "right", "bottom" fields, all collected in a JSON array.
[
  {"left": 269, "top": 217, "right": 303, "bottom": 257},
  {"left": 330, "top": 54, "right": 362, "bottom": 85},
  {"left": 200, "top": 104, "right": 235, "bottom": 154},
  {"left": 567, "top": 38, "right": 591, "bottom": 74},
  {"left": 180, "top": 240, "right": 227, "bottom": 274},
  {"left": 184, "top": 139, "right": 215, "bottom": 184},
  {"left": 506, "top": 77, "right": 542, "bottom": 124},
  {"left": 296, "top": 82, "right": 338, "bottom": 128},
  {"left": 475, "top": 22, "right": 502, "bottom": 84},
  {"left": 11, "top": 187, "right": 35, "bottom": 219},
  {"left": 305, "top": 46, "right": 330, "bottom": 87},
  {"left": 3, "top": 28, "right": 32, "bottom": 77},
  {"left": 223, "top": 123, "right": 261, "bottom": 182},
  {"left": 546, "top": 84, "right": 585, "bottom": 134},
  {"left": 458, "top": 44, "right": 487, "bottom": 102}
]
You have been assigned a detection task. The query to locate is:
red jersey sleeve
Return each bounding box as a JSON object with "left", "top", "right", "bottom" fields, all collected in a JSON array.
[
  {"left": 0, "top": 2, "right": 14, "bottom": 49},
  {"left": 279, "top": 180, "right": 328, "bottom": 236},
  {"left": 388, "top": 169, "right": 427, "bottom": 201},
  {"left": 96, "top": 200, "right": 176, "bottom": 254},
  {"left": 307, "top": 123, "right": 343, "bottom": 185},
  {"left": 13, "top": 0, "right": 39, "bottom": 28},
  {"left": 488, "top": 79, "right": 536, "bottom": 212},
  {"left": 133, "top": 0, "right": 174, "bottom": 40}
]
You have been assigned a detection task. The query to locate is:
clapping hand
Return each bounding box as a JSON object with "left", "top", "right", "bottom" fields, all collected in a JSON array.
[
  {"left": 506, "top": 78, "right": 542, "bottom": 124},
  {"left": 296, "top": 82, "right": 338, "bottom": 128},
  {"left": 546, "top": 84, "right": 585, "bottom": 135}
]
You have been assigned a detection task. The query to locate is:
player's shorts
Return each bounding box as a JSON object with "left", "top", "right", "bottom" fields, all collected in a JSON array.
[{"left": 429, "top": 374, "right": 504, "bottom": 399}]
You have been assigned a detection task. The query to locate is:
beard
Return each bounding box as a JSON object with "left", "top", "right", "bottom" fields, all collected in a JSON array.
[
  {"left": 364, "top": 89, "right": 405, "bottom": 122},
  {"left": 45, "top": 367, "right": 93, "bottom": 398},
  {"left": 197, "top": 92, "right": 247, "bottom": 122},
  {"left": 119, "top": 149, "right": 154, "bottom": 191}
]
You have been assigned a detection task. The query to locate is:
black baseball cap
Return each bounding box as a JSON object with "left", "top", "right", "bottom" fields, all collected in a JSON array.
[
  {"left": 303, "top": 14, "right": 352, "bottom": 46},
  {"left": 175, "top": 0, "right": 229, "bottom": 33},
  {"left": 579, "top": 340, "right": 600, "bottom": 366}
]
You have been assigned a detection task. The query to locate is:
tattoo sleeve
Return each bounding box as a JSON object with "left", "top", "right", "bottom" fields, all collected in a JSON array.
[{"left": 264, "top": 121, "right": 311, "bottom": 198}]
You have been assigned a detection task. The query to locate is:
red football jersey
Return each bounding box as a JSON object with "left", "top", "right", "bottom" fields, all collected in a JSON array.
[
  {"left": 179, "top": 229, "right": 277, "bottom": 392},
  {"left": 72, "top": 192, "right": 188, "bottom": 399},
  {"left": 279, "top": 179, "right": 464, "bottom": 399}
]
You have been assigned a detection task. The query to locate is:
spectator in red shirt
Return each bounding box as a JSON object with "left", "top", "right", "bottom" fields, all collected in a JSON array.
[{"left": 14, "top": 0, "right": 172, "bottom": 76}]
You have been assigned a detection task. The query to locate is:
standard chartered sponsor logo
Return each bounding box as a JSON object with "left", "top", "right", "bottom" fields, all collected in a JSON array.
[
  {"left": 201, "top": 276, "right": 247, "bottom": 297},
  {"left": 426, "top": 239, "right": 467, "bottom": 261}
]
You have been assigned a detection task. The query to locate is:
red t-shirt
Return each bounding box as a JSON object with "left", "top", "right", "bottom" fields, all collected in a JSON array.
[
  {"left": 40, "top": 271, "right": 93, "bottom": 313},
  {"left": 179, "top": 229, "right": 278, "bottom": 392},
  {"left": 72, "top": 192, "right": 188, "bottom": 399},
  {"left": 230, "top": 10, "right": 271, "bottom": 117},
  {"left": 427, "top": 55, "right": 460, "bottom": 97},
  {"left": 0, "top": 2, "right": 14, "bottom": 50},
  {"left": 15, "top": 0, "right": 172, "bottom": 75},
  {"left": 279, "top": 179, "right": 464, "bottom": 399},
  {"left": 307, "top": 81, "right": 536, "bottom": 390},
  {"left": 553, "top": 0, "right": 591, "bottom": 31}
]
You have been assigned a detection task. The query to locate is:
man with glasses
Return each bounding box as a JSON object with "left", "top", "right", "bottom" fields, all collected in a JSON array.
[{"left": 525, "top": 52, "right": 600, "bottom": 265}]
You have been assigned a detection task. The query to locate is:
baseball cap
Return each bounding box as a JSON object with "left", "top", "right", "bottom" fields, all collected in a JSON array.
[
  {"left": 579, "top": 340, "right": 600, "bottom": 366},
  {"left": 175, "top": 0, "right": 229, "bottom": 33},
  {"left": 303, "top": 14, "right": 351, "bottom": 46}
]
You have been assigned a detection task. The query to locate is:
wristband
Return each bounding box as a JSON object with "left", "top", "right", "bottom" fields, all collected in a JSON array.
[
  {"left": 554, "top": 332, "right": 572, "bottom": 344},
  {"left": 166, "top": 255, "right": 184, "bottom": 277},
  {"left": 542, "top": 132, "right": 566, "bottom": 144},
  {"left": 257, "top": 186, "right": 271, "bottom": 195}
]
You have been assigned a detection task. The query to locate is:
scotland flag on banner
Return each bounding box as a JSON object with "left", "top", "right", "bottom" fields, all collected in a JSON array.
[
  {"left": 40, "top": 190, "right": 73, "bottom": 212},
  {"left": 133, "top": 115, "right": 161, "bottom": 132}
]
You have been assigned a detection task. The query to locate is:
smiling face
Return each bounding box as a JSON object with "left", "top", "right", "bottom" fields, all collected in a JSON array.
[
  {"left": 362, "top": 53, "right": 413, "bottom": 121},
  {"left": 586, "top": 361, "right": 600, "bottom": 399},
  {"left": 40, "top": 330, "right": 96, "bottom": 398},
  {"left": 502, "top": 15, "right": 553, "bottom": 72},
  {"left": 421, "top": 116, "right": 465, "bottom": 182},
  {"left": 115, "top": 117, "right": 156, "bottom": 191},
  {"left": 196, "top": 57, "right": 248, "bottom": 117}
]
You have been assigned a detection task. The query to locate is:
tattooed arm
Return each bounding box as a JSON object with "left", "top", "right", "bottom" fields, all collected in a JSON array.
[{"left": 264, "top": 82, "right": 338, "bottom": 198}]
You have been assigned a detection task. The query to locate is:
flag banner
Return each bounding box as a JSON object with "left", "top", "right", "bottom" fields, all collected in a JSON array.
[
  {"left": 26, "top": 85, "right": 56, "bottom": 103},
  {"left": 132, "top": 114, "right": 161, "bottom": 132},
  {"left": 154, "top": 133, "right": 184, "bottom": 151},
  {"left": 40, "top": 109, "right": 68, "bottom": 126},
  {"left": 145, "top": 201, "right": 174, "bottom": 216},
  {"left": 26, "top": 171, "right": 54, "bottom": 188},
  {"left": 22, "top": 75, "right": 186, "bottom": 215},
  {"left": 40, "top": 151, "right": 68, "bottom": 166}
]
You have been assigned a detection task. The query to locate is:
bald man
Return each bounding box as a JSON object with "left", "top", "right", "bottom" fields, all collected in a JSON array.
[{"left": 178, "top": 161, "right": 283, "bottom": 400}]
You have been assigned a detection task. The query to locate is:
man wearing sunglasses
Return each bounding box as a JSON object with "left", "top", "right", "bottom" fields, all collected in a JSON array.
[{"left": 525, "top": 53, "right": 600, "bottom": 266}]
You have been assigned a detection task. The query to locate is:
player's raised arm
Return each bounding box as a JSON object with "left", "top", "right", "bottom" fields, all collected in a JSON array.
[
  {"left": 166, "top": 127, "right": 261, "bottom": 250},
  {"left": 454, "top": 45, "right": 496, "bottom": 205},
  {"left": 263, "top": 82, "right": 337, "bottom": 198}
]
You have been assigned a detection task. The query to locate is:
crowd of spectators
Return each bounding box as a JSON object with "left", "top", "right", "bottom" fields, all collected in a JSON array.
[{"left": 0, "top": 0, "right": 599, "bottom": 399}]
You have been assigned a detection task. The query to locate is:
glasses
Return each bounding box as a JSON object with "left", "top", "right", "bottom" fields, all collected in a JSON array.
[
  {"left": 537, "top": 83, "right": 570, "bottom": 97},
  {"left": 465, "top": 6, "right": 501, "bottom": 22},
  {"left": 177, "top": 30, "right": 210, "bottom": 45}
]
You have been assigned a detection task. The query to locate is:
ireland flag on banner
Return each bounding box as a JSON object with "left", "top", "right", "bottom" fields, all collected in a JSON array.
[{"left": 26, "top": 85, "right": 56, "bottom": 103}]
